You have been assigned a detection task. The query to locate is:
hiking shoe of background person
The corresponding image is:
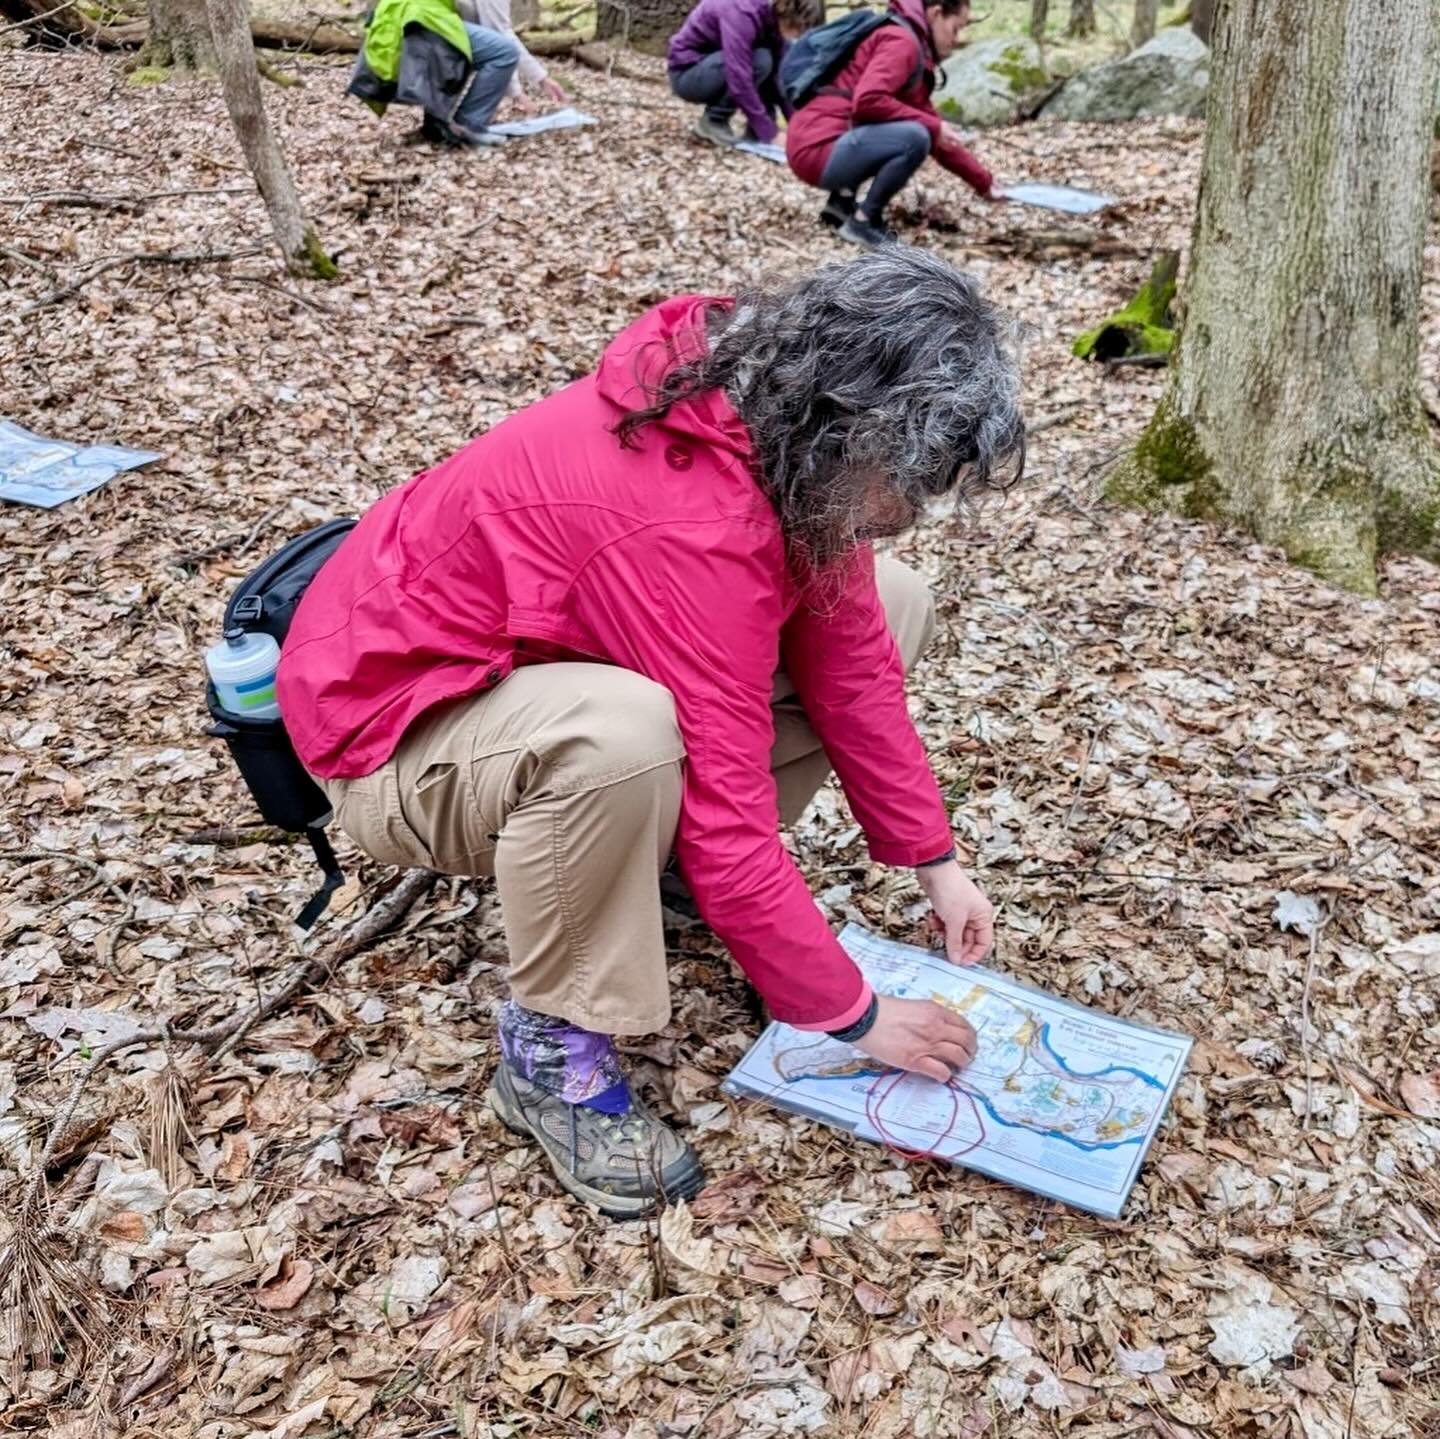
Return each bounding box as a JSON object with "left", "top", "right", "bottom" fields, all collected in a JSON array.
[
  {"left": 819, "top": 190, "right": 856, "bottom": 229},
  {"left": 839, "top": 214, "right": 897, "bottom": 249},
  {"left": 691, "top": 115, "right": 738, "bottom": 148},
  {"left": 487, "top": 1060, "right": 706, "bottom": 1219},
  {"left": 420, "top": 114, "right": 463, "bottom": 147}
]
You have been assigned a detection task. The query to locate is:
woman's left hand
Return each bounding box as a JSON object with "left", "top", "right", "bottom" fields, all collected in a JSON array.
[
  {"left": 916, "top": 860, "right": 994, "bottom": 966},
  {"left": 540, "top": 76, "right": 568, "bottom": 105}
]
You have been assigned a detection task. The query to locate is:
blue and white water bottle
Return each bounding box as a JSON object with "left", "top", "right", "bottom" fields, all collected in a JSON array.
[{"left": 205, "top": 626, "right": 282, "bottom": 720}]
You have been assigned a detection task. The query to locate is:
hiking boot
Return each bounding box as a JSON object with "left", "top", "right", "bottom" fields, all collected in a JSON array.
[
  {"left": 487, "top": 1059, "right": 706, "bottom": 1218},
  {"left": 691, "top": 114, "right": 737, "bottom": 148},
  {"left": 839, "top": 214, "right": 897, "bottom": 249},
  {"left": 421, "top": 113, "right": 463, "bottom": 147},
  {"left": 819, "top": 191, "right": 856, "bottom": 229}
]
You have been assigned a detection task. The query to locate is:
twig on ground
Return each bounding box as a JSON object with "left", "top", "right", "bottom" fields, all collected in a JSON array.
[
  {"left": 71, "top": 136, "right": 146, "bottom": 161},
  {"left": 1102, "top": 351, "right": 1169, "bottom": 369},
  {"left": 13, "top": 866, "right": 437, "bottom": 1228},
  {"left": 170, "top": 502, "right": 282, "bottom": 569},
  {"left": 0, "top": 243, "right": 55, "bottom": 276},
  {"left": 19, "top": 246, "right": 264, "bottom": 317},
  {"left": 225, "top": 272, "right": 335, "bottom": 312},
  {"left": 1025, "top": 403, "right": 1082, "bottom": 435},
  {"left": 1300, "top": 913, "right": 1327, "bottom": 1130}
]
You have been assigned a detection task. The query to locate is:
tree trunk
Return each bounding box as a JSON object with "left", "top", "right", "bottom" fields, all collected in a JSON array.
[
  {"left": 594, "top": 0, "right": 691, "bottom": 56},
  {"left": 1029, "top": 0, "right": 1049, "bottom": 41},
  {"left": 1190, "top": 0, "right": 1214, "bottom": 45},
  {"left": 203, "top": 0, "right": 336, "bottom": 280},
  {"left": 511, "top": 0, "right": 540, "bottom": 27},
  {"left": 1066, "top": 0, "right": 1095, "bottom": 39},
  {"left": 1105, "top": 0, "right": 1440, "bottom": 595},
  {"left": 1131, "top": 0, "right": 1158, "bottom": 49},
  {"left": 137, "top": 0, "right": 215, "bottom": 69}
]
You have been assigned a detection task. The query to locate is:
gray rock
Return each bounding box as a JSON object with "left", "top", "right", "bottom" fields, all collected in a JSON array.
[
  {"left": 1041, "top": 27, "right": 1209, "bottom": 122},
  {"left": 934, "top": 37, "right": 1054, "bottom": 128}
]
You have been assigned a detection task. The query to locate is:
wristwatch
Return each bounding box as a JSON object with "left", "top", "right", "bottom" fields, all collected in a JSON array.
[{"left": 826, "top": 992, "right": 880, "bottom": 1043}]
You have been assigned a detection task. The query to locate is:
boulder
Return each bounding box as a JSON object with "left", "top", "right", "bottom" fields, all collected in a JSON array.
[
  {"left": 1041, "top": 27, "right": 1209, "bottom": 122},
  {"left": 934, "top": 37, "right": 1054, "bottom": 128}
]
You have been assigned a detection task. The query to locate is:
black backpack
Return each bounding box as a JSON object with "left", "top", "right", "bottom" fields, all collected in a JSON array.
[
  {"left": 779, "top": 9, "right": 902, "bottom": 110},
  {"left": 206, "top": 518, "right": 356, "bottom": 929}
]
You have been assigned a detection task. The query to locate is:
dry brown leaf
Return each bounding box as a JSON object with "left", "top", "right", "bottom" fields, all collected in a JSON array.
[
  {"left": 853, "top": 1279, "right": 900, "bottom": 1316},
  {"left": 1398, "top": 1069, "right": 1440, "bottom": 1118},
  {"left": 255, "top": 1256, "right": 316, "bottom": 1312}
]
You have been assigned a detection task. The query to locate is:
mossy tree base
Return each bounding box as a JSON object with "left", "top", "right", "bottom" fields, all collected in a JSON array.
[
  {"left": 1106, "top": 401, "right": 1440, "bottom": 597},
  {"left": 1104, "top": 0, "right": 1440, "bottom": 597}
]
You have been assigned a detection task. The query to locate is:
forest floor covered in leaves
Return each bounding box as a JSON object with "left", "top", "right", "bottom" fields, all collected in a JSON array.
[{"left": 2, "top": 38, "right": 1440, "bottom": 1439}]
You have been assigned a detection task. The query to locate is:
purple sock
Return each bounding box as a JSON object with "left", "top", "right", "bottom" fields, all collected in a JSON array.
[{"left": 498, "top": 1001, "right": 632, "bottom": 1113}]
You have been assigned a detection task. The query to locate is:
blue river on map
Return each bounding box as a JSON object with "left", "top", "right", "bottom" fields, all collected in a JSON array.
[{"left": 785, "top": 1020, "right": 1166, "bottom": 1153}]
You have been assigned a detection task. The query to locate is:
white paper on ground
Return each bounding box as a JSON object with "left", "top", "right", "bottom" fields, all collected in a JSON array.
[
  {"left": 0, "top": 419, "right": 160, "bottom": 509},
  {"left": 995, "top": 182, "right": 1117, "bottom": 214},
  {"left": 723, "top": 924, "right": 1191, "bottom": 1218},
  {"left": 487, "top": 106, "right": 598, "bottom": 138},
  {"left": 734, "top": 138, "right": 786, "bottom": 164}
]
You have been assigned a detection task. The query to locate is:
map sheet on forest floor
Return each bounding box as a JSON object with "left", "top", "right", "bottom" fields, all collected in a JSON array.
[
  {"left": 995, "top": 182, "right": 1117, "bottom": 214},
  {"left": 724, "top": 925, "right": 1191, "bottom": 1217},
  {"left": 0, "top": 419, "right": 160, "bottom": 508},
  {"left": 488, "top": 107, "right": 597, "bottom": 138}
]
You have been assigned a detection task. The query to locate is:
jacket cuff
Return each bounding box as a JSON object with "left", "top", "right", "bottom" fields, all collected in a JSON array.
[
  {"left": 785, "top": 980, "right": 875, "bottom": 1034},
  {"left": 866, "top": 829, "right": 955, "bottom": 868}
]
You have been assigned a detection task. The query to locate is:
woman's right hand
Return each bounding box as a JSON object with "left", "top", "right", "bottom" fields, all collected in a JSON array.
[{"left": 853, "top": 995, "right": 978, "bottom": 1084}]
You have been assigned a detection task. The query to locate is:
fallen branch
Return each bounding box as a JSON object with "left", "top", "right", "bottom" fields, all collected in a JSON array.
[
  {"left": 572, "top": 39, "right": 665, "bottom": 82},
  {"left": 1101, "top": 352, "right": 1169, "bottom": 369},
  {"left": 19, "top": 245, "right": 264, "bottom": 317},
  {"left": 519, "top": 26, "right": 584, "bottom": 56},
  {"left": 0, "top": 242, "right": 55, "bottom": 276},
  {"left": 14, "top": 866, "right": 437, "bottom": 1229}
]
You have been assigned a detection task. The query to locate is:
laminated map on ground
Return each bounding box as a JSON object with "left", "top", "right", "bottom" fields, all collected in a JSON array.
[
  {"left": 994, "top": 182, "right": 1117, "bottom": 214},
  {"left": 0, "top": 419, "right": 160, "bottom": 509},
  {"left": 487, "top": 107, "right": 597, "bottom": 138},
  {"left": 724, "top": 924, "right": 1191, "bottom": 1218},
  {"left": 734, "top": 138, "right": 786, "bottom": 164}
]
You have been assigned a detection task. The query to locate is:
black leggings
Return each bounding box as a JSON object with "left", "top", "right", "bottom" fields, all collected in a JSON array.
[{"left": 819, "top": 120, "right": 932, "bottom": 222}]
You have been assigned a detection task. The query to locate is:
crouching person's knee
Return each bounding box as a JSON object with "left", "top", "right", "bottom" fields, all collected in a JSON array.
[
  {"left": 875, "top": 556, "right": 936, "bottom": 671},
  {"left": 904, "top": 122, "right": 933, "bottom": 161},
  {"left": 547, "top": 669, "right": 686, "bottom": 795}
]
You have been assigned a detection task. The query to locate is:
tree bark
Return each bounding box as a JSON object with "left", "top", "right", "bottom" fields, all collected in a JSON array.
[
  {"left": 1105, "top": 0, "right": 1440, "bottom": 595},
  {"left": 1131, "top": 0, "right": 1158, "bottom": 50},
  {"left": 203, "top": 0, "right": 336, "bottom": 280},
  {"left": 1066, "top": 0, "right": 1095, "bottom": 39},
  {"left": 1029, "top": 0, "right": 1049, "bottom": 41},
  {"left": 1190, "top": 0, "right": 1214, "bottom": 45},
  {"left": 594, "top": 0, "right": 691, "bottom": 56},
  {"left": 137, "top": 0, "right": 215, "bottom": 69}
]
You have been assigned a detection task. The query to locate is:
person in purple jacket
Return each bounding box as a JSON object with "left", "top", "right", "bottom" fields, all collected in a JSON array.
[{"left": 668, "top": 0, "right": 823, "bottom": 148}]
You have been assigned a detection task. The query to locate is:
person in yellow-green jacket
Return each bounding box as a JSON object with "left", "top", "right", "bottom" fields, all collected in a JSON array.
[{"left": 348, "top": 0, "right": 544, "bottom": 148}]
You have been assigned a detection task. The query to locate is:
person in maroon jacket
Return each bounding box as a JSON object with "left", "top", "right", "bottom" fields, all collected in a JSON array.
[{"left": 786, "top": 0, "right": 993, "bottom": 247}]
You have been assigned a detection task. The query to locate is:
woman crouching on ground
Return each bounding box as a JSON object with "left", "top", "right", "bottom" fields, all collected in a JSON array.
[{"left": 277, "top": 248, "right": 1025, "bottom": 1217}]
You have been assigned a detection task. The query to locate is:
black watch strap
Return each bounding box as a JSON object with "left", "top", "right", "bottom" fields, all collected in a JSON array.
[{"left": 826, "top": 992, "right": 880, "bottom": 1043}]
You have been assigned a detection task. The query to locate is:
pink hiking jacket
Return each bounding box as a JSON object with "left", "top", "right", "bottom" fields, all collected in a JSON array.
[{"left": 278, "top": 295, "right": 953, "bottom": 1030}]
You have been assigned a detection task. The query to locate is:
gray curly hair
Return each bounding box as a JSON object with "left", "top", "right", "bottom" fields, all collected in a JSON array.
[{"left": 617, "top": 247, "right": 1025, "bottom": 572}]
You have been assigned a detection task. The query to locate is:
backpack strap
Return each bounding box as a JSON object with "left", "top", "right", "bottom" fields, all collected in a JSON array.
[{"left": 296, "top": 826, "right": 346, "bottom": 931}]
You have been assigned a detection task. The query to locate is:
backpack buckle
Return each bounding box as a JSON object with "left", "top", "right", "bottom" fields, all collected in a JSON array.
[{"left": 233, "top": 595, "right": 264, "bottom": 627}]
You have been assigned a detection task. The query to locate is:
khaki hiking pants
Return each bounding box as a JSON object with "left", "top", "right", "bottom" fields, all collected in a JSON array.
[{"left": 321, "top": 556, "right": 935, "bottom": 1035}]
